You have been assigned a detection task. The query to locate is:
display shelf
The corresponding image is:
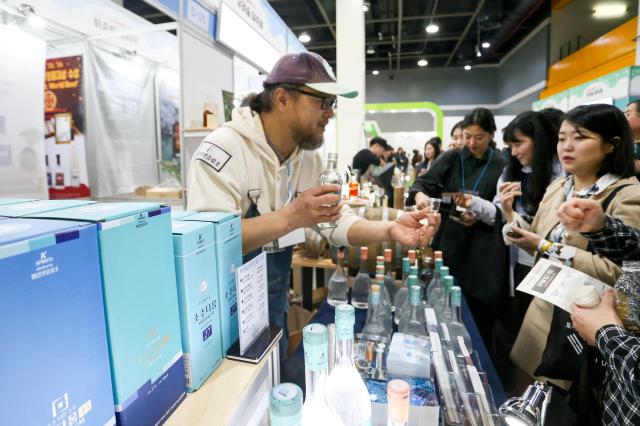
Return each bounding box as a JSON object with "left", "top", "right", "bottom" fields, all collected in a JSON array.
[{"left": 166, "top": 342, "right": 280, "bottom": 426}]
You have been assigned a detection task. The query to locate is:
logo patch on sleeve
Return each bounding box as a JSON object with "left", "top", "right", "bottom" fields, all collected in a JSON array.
[{"left": 196, "top": 142, "right": 232, "bottom": 172}]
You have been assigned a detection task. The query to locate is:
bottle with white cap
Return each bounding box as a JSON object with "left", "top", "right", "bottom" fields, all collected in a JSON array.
[
  {"left": 270, "top": 383, "right": 303, "bottom": 426},
  {"left": 573, "top": 285, "right": 602, "bottom": 309}
]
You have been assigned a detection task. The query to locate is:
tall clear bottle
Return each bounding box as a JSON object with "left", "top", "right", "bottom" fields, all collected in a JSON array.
[
  {"left": 302, "top": 324, "right": 344, "bottom": 425},
  {"left": 398, "top": 285, "right": 427, "bottom": 337},
  {"left": 325, "top": 305, "right": 372, "bottom": 426},
  {"left": 435, "top": 275, "right": 454, "bottom": 324},
  {"left": 362, "top": 284, "right": 393, "bottom": 344},
  {"left": 383, "top": 249, "right": 399, "bottom": 303},
  {"left": 270, "top": 383, "right": 303, "bottom": 426},
  {"left": 387, "top": 379, "right": 410, "bottom": 426},
  {"left": 419, "top": 256, "right": 434, "bottom": 299},
  {"left": 400, "top": 257, "right": 410, "bottom": 283},
  {"left": 317, "top": 152, "right": 343, "bottom": 229},
  {"left": 328, "top": 248, "right": 349, "bottom": 306},
  {"left": 427, "top": 265, "right": 449, "bottom": 308},
  {"left": 394, "top": 274, "right": 417, "bottom": 326},
  {"left": 373, "top": 262, "right": 392, "bottom": 315},
  {"left": 351, "top": 247, "right": 371, "bottom": 309},
  {"left": 448, "top": 286, "right": 473, "bottom": 352}
]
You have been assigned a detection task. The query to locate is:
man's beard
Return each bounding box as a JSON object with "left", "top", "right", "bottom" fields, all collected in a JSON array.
[{"left": 293, "top": 123, "right": 324, "bottom": 151}]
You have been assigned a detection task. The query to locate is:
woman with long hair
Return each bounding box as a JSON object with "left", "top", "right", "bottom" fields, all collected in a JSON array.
[{"left": 415, "top": 137, "right": 442, "bottom": 178}]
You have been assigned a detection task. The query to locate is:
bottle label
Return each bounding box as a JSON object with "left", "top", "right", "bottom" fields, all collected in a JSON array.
[
  {"left": 336, "top": 321, "right": 354, "bottom": 340},
  {"left": 304, "top": 343, "right": 328, "bottom": 372},
  {"left": 371, "top": 292, "right": 380, "bottom": 304}
]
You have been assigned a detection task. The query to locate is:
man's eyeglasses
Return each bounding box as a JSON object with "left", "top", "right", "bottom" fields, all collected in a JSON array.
[{"left": 288, "top": 88, "right": 337, "bottom": 110}]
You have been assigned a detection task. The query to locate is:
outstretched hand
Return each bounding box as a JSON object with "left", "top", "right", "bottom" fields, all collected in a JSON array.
[{"left": 388, "top": 209, "right": 441, "bottom": 246}]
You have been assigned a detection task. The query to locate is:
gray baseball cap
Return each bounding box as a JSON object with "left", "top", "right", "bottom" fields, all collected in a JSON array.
[{"left": 263, "top": 52, "right": 358, "bottom": 98}]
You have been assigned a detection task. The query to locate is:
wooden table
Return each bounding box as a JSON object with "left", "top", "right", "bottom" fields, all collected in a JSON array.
[{"left": 291, "top": 251, "right": 336, "bottom": 310}]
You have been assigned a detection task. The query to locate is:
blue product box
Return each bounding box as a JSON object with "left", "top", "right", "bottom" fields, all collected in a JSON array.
[
  {"left": 0, "top": 199, "right": 94, "bottom": 217},
  {"left": 182, "top": 212, "right": 242, "bottom": 354},
  {"left": 29, "top": 202, "right": 186, "bottom": 426},
  {"left": 171, "top": 210, "right": 197, "bottom": 220},
  {"left": 0, "top": 218, "right": 115, "bottom": 426},
  {"left": 172, "top": 220, "right": 223, "bottom": 391},
  {"left": 0, "top": 198, "right": 36, "bottom": 206}
]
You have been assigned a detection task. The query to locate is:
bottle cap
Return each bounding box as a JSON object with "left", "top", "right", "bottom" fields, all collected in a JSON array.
[
  {"left": 375, "top": 273, "right": 385, "bottom": 284},
  {"left": 573, "top": 285, "right": 601, "bottom": 308},
  {"left": 410, "top": 285, "right": 421, "bottom": 304},
  {"left": 360, "top": 246, "right": 368, "bottom": 259},
  {"left": 376, "top": 265, "right": 385, "bottom": 274},
  {"left": 335, "top": 304, "right": 355, "bottom": 323},
  {"left": 407, "top": 275, "right": 418, "bottom": 286},
  {"left": 408, "top": 250, "right": 416, "bottom": 262},
  {"left": 444, "top": 275, "right": 454, "bottom": 290},
  {"left": 409, "top": 266, "right": 418, "bottom": 276},
  {"left": 303, "top": 323, "right": 328, "bottom": 346},
  {"left": 388, "top": 379, "right": 410, "bottom": 401},
  {"left": 371, "top": 283, "right": 381, "bottom": 294},
  {"left": 402, "top": 257, "right": 410, "bottom": 272},
  {"left": 269, "top": 383, "right": 302, "bottom": 418},
  {"left": 435, "top": 259, "right": 443, "bottom": 270},
  {"left": 434, "top": 250, "right": 443, "bottom": 260},
  {"left": 376, "top": 255, "right": 384, "bottom": 264},
  {"left": 451, "top": 286, "right": 462, "bottom": 306},
  {"left": 440, "top": 266, "right": 449, "bottom": 276},
  {"left": 384, "top": 249, "right": 392, "bottom": 262}
]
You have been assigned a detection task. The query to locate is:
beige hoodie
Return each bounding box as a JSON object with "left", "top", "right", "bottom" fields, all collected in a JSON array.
[{"left": 187, "top": 106, "right": 361, "bottom": 247}]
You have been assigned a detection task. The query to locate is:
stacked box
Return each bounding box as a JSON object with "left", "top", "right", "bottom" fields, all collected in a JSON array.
[
  {"left": 172, "top": 220, "right": 223, "bottom": 391},
  {"left": 182, "top": 212, "right": 242, "bottom": 354},
  {"left": 0, "top": 218, "right": 115, "bottom": 426},
  {"left": 0, "top": 199, "right": 94, "bottom": 217},
  {"left": 171, "top": 210, "right": 198, "bottom": 220},
  {"left": 30, "top": 202, "right": 185, "bottom": 426},
  {"left": 0, "top": 198, "right": 36, "bottom": 206}
]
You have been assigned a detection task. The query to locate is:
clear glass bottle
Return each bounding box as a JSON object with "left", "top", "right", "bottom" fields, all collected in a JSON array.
[
  {"left": 427, "top": 264, "right": 448, "bottom": 308},
  {"left": 398, "top": 285, "right": 427, "bottom": 337},
  {"left": 419, "top": 256, "right": 434, "bottom": 300},
  {"left": 325, "top": 305, "right": 372, "bottom": 426},
  {"left": 435, "top": 275, "right": 454, "bottom": 324},
  {"left": 401, "top": 257, "right": 410, "bottom": 283},
  {"left": 328, "top": 248, "right": 349, "bottom": 307},
  {"left": 270, "top": 383, "right": 303, "bottom": 426},
  {"left": 448, "top": 286, "right": 473, "bottom": 352},
  {"left": 302, "top": 324, "right": 344, "bottom": 425},
  {"left": 408, "top": 249, "right": 417, "bottom": 268},
  {"left": 362, "top": 284, "right": 392, "bottom": 344},
  {"left": 383, "top": 249, "right": 399, "bottom": 303},
  {"left": 387, "top": 379, "right": 410, "bottom": 426},
  {"left": 369, "top": 271, "right": 392, "bottom": 320},
  {"left": 317, "top": 153, "right": 343, "bottom": 229},
  {"left": 394, "top": 274, "right": 417, "bottom": 326},
  {"left": 349, "top": 170, "right": 360, "bottom": 199},
  {"left": 351, "top": 247, "right": 371, "bottom": 309},
  {"left": 425, "top": 258, "right": 444, "bottom": 302},
  {"left": 615, "top": 261, "right": 640, "bottom": 336}
]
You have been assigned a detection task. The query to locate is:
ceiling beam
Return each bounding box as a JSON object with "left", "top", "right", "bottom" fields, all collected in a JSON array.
[
  {"left": 313, "top": 0, "right": 335, "bottom": 39},
  {"left": 445, "top": 0, "right": 485, "bottom": 67},
  {"left": 307, "top": 35, "right": 458, "bottom": 50},
  {"left": 396, "top": 0, "right": 403, "bottom": 70},
  {"left": 326, "top": 52, "right": 450, "bottom": 65},
  {"left": 290, "top": 11, "right": 474, "bottom": 31}
]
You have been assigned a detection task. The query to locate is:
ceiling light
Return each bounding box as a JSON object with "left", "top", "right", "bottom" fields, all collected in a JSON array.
[
  {"left": 464, "top": 65, "right": 471, "bottom": 71},
  {"left": 482, "top": 41, "right": 490, "bottom": 48},
  {"left": 298, "top": 32, "right": 311, "bottom": 43},
  {"left": 425, "top": 24, "right": 439, "bottom": 34},
  {"left": 372, "top": 70, "right": 379, "bottom": 75},
  {"left": 363, "top": 2, "right": 371, "bottom": 12},
  {"left": 27, "top": 14, "right": 45, "bottom": 29},
  {"left": 417, "top": 58, "right": 428, "bottom": 67},
  {"left": 593, "top": 2, "right": 627, "bottom": 18},
  {"left": 366, "top": 46, "right": 375, "bottom": 55}
]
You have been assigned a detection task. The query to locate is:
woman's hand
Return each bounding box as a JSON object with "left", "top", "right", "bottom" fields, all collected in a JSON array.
[
  {"left": 452, "top": 193, "right": 473, "bottom": 209},
  {"left": 499, "top": 182, "right": 522, "bottom": 222},
  {"left": 506, "top": 225, "right": 541, "bottom": 254},
  {"left": 557, "top": 198, "right": 606, "bottom": 233},
  {"left": 414, "top": 192, "right": 430, "bottom": 210}
]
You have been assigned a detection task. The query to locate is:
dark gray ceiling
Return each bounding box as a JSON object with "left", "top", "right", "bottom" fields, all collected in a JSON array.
[{"left": 268, "top": 0, "right": 550, "bottom": 71}]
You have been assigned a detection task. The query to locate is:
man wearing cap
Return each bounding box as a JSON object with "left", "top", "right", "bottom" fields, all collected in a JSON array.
[{"left": 187, "top": 52, "right": 439, "bottom": 356}]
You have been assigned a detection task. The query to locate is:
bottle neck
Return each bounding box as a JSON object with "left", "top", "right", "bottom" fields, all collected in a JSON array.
[
  {"left": 359, "top": 257, "right": 368, "bottom": 273},
  {"left": 326, "top": 160, "right": 337, "bottom": 170},
  {"left": 385, "top": 261, "right": 393, "bottom": 276},
  {"left": 305, "top": 366, "right": 328, "bottom": 402},
  {"left": 335, "top": 336, "right": 354, "bottom": 366},
  {"left": 454, "top": 304, "right": 463, "bottom": 323}
]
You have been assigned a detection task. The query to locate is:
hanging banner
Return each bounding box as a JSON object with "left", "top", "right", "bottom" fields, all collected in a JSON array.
[{"left": 44, "top": 55, "right": 92, "bottom": 198}]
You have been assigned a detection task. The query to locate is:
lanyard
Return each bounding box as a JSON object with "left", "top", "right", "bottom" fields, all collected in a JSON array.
[{"left": 460, "top": 149, "right": 494, "bottom": 194}]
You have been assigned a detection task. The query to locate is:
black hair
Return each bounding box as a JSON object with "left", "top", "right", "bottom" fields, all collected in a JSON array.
[
  {"left": 450, "top": 121, "right": 464, "bottom": 137},
  {"left": 246, "top": 84, "right": 300, "bottom": 113},
  {"left": 424, "top": 137, "right": 442, "bottom": 160},
  {"left": 503, "top": 111, "right": 559, "bottom": 212},
  {"left": 562, "top": 104, "right": 635, "bottom": 178},
  {"left": 462, "top": 107, "right": 497, "bottom": 134},
  {"left": 538, "top": 108, "right": 564, "bottom": 132},
  {"left": 370, "top": 136, "right": 388, "bottom": 148}
]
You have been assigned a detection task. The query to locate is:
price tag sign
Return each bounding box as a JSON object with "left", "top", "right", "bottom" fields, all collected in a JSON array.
[{"left": 235, "top": 252, "right": 269, "bottom": 355}]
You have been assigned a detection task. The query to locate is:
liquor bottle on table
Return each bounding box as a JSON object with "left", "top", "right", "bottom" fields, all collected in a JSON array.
[
  {"left": 301, "top": 324, "right": 344, "bottom": 425},
  {"left": 383, "top": 249, "right": 399, "bottom": 303},
  {"left": 393, "top": 274, "right": 417, "bottom": 326},
  {"left": 327, "top": 248, "right": 348, "bottom": 307},
  {"left": 419, "top": 256, "right": 434, "bottom": 298},
  {"left": 387, "top": 379, "right": 410, "bottom": 426},
  {"left": 361, "top": 283, "right": 392, "bottom": 345},
  {"left": 435, "top": 275, "right": 455, "bottom": 324},
  {"left": 427, "top": 265, "right": 449, "bottom": 308},
  {"left": 351, "top": 247, "right": 371, "bottom": 309},
  {"left": 317, "top": 152, "right": 343, "bottom": 230},
  {"left": 373, "top": 262, "right": 393, "bottom": 314},
  {"left": 400, "top": 257, "right": 410, "bottom": 285},
  {"left": 398, "top": 285, "right": 427, "bottom": 337},
  {"left": 448, "top": 286, "right": 472, "bottom": 352},
  {"left": 325, "top": 305, "right": 372, "bottom": 426},
  {"left": 425, "top": 256, "right": 444, "bottom": 301}
]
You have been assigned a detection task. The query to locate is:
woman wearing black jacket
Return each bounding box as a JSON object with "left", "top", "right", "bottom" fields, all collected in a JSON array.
[{"left": 407, "top": 107, "right": 507, "bottom": 344}]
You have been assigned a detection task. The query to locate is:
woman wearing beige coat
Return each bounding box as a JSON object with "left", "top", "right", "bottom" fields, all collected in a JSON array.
[{"left": 504, "top": 104, "right": 640, "bottom": 394}]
